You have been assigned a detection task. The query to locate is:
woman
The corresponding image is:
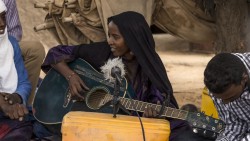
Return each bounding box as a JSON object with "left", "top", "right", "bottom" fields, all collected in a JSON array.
[{"left": 42, "top": 11, "right": 211, "bottom": 141}]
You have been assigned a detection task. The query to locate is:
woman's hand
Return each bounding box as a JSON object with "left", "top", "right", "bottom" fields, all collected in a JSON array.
[
  {"left": 52, "top": 61, "right": 89, "bottom": 100},
  {"left": 143, "top": 101, "right": 161, "bottom": 118},
  {"left": 68, "top": 73, "right": 89, "bottom": 100}
]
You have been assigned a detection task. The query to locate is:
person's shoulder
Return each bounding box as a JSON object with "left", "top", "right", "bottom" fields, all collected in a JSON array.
[
  {"left": 77, "top": 41, "right": 110, "bottom": 51},
  {"left": 79, "top": 41, "right": 109, "bottom": 47},
  {"left": 8, "top": 35, "right": 19, "bottom": 50},
  {"left": 2, "top": 0, "right": 14, "bottom": 7},
  {"left": 8, "top": 35, "right": 18, "bottom": 42}
]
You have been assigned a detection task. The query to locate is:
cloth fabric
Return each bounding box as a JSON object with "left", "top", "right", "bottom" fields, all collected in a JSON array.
[
  {"left": 40, "top": 0, "right": 156, "bottom": 45},
  {"left": 94, "top": 0, "right": 155, "bottom": 37},
  {"left": 8, "top": 36, "right": 31, "bottom": 105},
  {"left": 2, "top": 0, "right": 22, "bottom": 41},
  {"left": 19, "top": 41, "right": 45, "bottom": 106},
  {"left": 0, "top": 112, "right": 32, "bottom": 141},
  {"left": 208, "top": 52, "right": 250, "bottom": 141},
  {"left": 0, "top": 29, "right": 18, "bottom": 94},
  {"left": 0, "top": 0, "right": 6, "bottom": 12},
  {"left": 153, "top": 0, "right": 216, "bottom": 43},
  {"left": 38, "top": 0, "right": 216, "bottom": 45},
  {"left": 0, "top": 36, "right": 32, "bottom": 140}
]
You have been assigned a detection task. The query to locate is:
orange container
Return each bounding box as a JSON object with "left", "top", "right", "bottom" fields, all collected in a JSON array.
[{"left": 62, "top": 111, "right": 170, "bottom": 141}]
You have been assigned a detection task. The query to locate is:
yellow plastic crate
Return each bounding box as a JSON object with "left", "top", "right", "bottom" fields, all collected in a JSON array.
[
  {"left": 62, "top": 111, "right": 170, "bottom": 141},
  {"left": 201, "top": 87, "right": 219, "bottom": 119}
]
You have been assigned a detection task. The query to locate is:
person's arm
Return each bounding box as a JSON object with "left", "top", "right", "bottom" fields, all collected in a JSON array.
[
  {"left": 42, "top": 44, "right": 88, "bottom": 98},
  {"left": 41, "top": 44, "right": 77, "bottom": 73},
  {"left": 209, "top": 91, "right": 249, "bottom": 141},
  {"left": 9, "top": 36, "right": 31, "bottom": 104},
  {"left": 41, "top": 41, "right": 111, "bottom": 73},
  {"left": 216, "top": 120, "right": 248, "bottom": 141},
  {"left": 41, "top": 42, "right": 111, "bottom": 98}
]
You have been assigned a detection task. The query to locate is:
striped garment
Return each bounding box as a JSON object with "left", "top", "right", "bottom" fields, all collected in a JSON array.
[
  {"left": 3, "top": 0, "right": 22, "bottom": 41},
  {"left": 210, "top": 52, "right": 250, "bottom": 141}
]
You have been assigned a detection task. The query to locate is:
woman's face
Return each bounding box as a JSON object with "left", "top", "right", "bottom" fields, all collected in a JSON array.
[{"left": 108, "top": 21, "right": 133, "bottom": 60}]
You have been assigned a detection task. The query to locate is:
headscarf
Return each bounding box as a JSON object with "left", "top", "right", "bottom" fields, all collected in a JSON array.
[
  {"left": 0, "top": 0, "right": 18, "bottom": 94},
  {"left": 108, "top": 11, "right": 178, "bottom": 108},
  {"left": 0, "top": 0, "right": 6, "bottom": 12}
]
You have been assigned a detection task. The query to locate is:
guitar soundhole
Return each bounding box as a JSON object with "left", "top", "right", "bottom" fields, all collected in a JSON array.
[{"left": 86, "top": 87, "right": 110, "bottom": 110}]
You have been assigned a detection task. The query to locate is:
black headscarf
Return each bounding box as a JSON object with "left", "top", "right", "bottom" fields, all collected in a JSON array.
[{"left": 108, "top": 11, "right": 178, "bottom": 108}]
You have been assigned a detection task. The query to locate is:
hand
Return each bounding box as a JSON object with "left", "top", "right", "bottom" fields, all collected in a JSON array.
[
  {"left": 1, "top": 103, "right": 28, "bottom": 121},
  {"left": 68, "top": 73, "right": 89, "bottom": 100},
  {"left": 0, "top": 93, "right": 22, "bottom": 105},
  {"left": 143, "top": 101, "right": 161, "bottom": 118}
]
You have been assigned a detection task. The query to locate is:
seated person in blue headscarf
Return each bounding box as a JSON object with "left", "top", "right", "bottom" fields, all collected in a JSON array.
[{"left": 0, "top": 1, "right": 32, "bottom": 140}]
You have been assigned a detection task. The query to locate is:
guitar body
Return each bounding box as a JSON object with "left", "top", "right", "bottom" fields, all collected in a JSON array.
[
  {"left": 62, "top": 111, "right": 170, "bottom": 141},
  {"left": 33, "top": 59, "right": 131, "bottom": 124}
]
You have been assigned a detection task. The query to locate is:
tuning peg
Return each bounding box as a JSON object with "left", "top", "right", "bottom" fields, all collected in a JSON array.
[
  {"left": 193, "top": 122, "right": 197, "bottom": 126},
  {"left": 203, "top": 130, "right": 207, "bottom": 135},
  {"left": 212, "top": 127, "right": 215, "bottom": 131},
  {"left": 193, "top": 128, "right": 198, "bottom": 133},
  {"left": 206, "top": 116, "right": 210, "bottom": 120},
  {"left": 202, "top": 125, "right": 207, "bottom": 128}
]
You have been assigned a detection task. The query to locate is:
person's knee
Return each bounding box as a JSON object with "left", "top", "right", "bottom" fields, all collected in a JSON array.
[{"left": 20, "top": 41, "right": 45, "bottom": 62}]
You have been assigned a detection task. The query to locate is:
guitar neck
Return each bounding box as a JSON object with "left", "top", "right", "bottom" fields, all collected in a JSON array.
[{"left": 104, "top": 94, "right": 189, "bottom": 120}]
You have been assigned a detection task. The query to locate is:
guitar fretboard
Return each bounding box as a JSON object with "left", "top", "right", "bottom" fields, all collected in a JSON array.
[{"left": 102, "top": 94, "right": 188, "bottom": 120}]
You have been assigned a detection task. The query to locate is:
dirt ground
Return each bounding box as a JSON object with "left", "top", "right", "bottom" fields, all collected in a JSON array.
[{"left": 17, "top": 0, "right": 215, "bottom": 109}]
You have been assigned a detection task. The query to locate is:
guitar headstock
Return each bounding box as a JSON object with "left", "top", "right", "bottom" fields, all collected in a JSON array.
[{"left": 186, "top": 112, "right": 225, "bottom": 139}]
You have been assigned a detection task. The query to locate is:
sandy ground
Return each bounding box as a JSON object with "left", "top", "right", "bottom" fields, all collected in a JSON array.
[{"left": 17, "top": 0, "right": 215, "bottom": 108}]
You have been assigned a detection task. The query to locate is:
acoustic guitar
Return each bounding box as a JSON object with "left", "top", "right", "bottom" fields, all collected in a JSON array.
[{"left": 33, "top": 59, "right": 224, "bottom": 139}]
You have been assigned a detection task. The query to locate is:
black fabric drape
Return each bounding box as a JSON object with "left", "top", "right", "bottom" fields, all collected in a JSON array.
[{"left": 108, "top": 11, "right": 179, "bottom": 108}]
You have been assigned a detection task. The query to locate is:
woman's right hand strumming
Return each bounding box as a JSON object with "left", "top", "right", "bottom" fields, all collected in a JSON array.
[{"left": 52, "top": 61, "right": 89, "bottom": 100}]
